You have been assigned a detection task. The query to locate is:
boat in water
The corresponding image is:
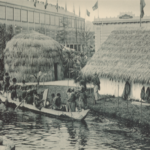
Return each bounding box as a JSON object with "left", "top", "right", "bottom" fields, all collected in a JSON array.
[{"left": 0, "top": 92, "right": 90, "bottom": 121}]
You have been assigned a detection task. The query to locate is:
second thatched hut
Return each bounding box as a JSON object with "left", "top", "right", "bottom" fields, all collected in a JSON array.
[
  {"left": 82, "top": 27, "right": 150, "bottom": 100},
  {"left": 4, "top": 31, "right": 64, "bottom": 82}
]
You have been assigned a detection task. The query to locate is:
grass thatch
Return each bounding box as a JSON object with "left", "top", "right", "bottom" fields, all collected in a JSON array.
[
  {"left": 4, "top": 31, "right": 63, "bottom": 82},
  {"left": 82, "top": 27, "right": 150, "bottom": 84}
]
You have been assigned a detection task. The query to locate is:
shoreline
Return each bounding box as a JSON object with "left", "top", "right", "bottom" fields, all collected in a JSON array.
[{"left": 87, "top": 94, "right": 150, "bottom": 133}]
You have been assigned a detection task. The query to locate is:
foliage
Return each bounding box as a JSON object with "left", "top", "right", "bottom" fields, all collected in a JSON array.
[
  {"left": 62, "top": 48, "right": 77, "bottom": 80},
  {"left": 0, "top": 24, "right": 14, "bottom": 80},
  {"left": 78, "top": 26, "right": 95, "bottom": 56},
  {"left": 30, "top": 71, "right": 47, "bottom": 85},
  {"left": 56, "top": 17, "right": 70, "bottom": 45}
]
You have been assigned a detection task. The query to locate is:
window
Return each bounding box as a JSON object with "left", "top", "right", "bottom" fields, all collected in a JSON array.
[
  {"left": 40, "top": 13, "right": 44, "bottom": 24},
  {"left": 28, "top": 11, "right": 33, "bottom": 22},
  {"left": 6, "top": 7, "right": 13, "bottom": 20},
  {"left": 0, "top": 6, "right": 5, "bottom": 19},
  {"left": 51, "top": 15, "right": 55, "bottom": 25},
  {"left": 72, "top": 19, "right": 74, "bottom": 28},
  {"left": 21, "top": 10, "right": 27, "bottom": 22},
  {"left": 34, "top": 12, "right": 39, "bottom": 23},
  {"left": 68, "top": 18, "right": 71, "bottom": 27},
  {"left": 59, "top": 17, "right": 63, "bottom": 26},
  {"left": 14, "top": 9, "right": 20, "bottom": 21},
  {"left": 55, "top": 16, "right": 59, "bottom": 26},
  {"left": 45, "top": 14, "right": 49, "bottom": 25},
  {"left": 82, "top": 21, "right": 85, "bottom": 29}
]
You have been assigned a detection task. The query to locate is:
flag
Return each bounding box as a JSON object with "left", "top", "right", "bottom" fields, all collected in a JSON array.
[
  {"left": 45, "top": 0, "right": 48, "bottom": 9},
  {"left": 65, "top": 2, "right": 67, "bottom": 12},
  {"left": 56, "top": 0, "right": 58, "bottom": 12},
  {"left": 79, "top": 6, "right": 80, "bottom": 17},
  {"left": 56, "top": 4, "right": 58, "bottom": 12},
  {"left": 86, "top": 9, "right": 90, "bottom": 16},
  {"left": 34, "top": 0, "right": 37, "bottom": 7},
  {"left": 92, "top": 1, "right": 98, "bottom": 11},
  {"left": 140, "top": 0, "right": 146, "bottom": 18}
]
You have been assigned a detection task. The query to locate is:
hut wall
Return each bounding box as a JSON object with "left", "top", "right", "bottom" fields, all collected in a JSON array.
[
  {"left": 130, "top": 82, "right": 150, "bottom": 100},
  {"left": 99, "top": 77, "right": 149, "bottom": 100},
  {"left": 99, "top": 77, "right": 125, "bottom": 97}
]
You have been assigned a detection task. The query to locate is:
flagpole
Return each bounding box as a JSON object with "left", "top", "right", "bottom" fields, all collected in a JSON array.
[{"left": 98, "top": 0, "right": 99, "bottom": 18}]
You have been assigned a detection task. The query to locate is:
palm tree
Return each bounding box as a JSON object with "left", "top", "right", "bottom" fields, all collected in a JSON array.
[
  {"left": 30, "top": 71, "right": 47, "bottom": 89},
  {"left": 62, "top": 48, "right": 76, "bottom": 87},
  {"left": 70, "top": 51, "right": 89, "bottom": 89}
]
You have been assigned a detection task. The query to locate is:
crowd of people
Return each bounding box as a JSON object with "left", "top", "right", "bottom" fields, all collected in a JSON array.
[{"left": 1, "top": 72, "right": 100, "bottom": 112}]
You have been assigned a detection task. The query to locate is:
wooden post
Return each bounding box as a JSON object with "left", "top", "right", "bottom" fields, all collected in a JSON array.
[
  {"left": 98, "top": 0, "right": 99, "bottom": 18},
  {"left": 140, "top": 98, "right": 142, "bottom": 139},
  {"left": 118, "top": 82, "right": 119, "bottom": 109},
  {"left": 140, "top": 17, "right": 141, "bottom": 27}
]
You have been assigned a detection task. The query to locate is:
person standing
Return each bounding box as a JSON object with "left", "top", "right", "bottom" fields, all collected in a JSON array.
[
  {"left": 93, "top": 74, "right": 100, "bottom": 105},
  {"left": 20, "top": 80, "right": 27, "bottom": 101},
  {"left": 94, "top": 84, "right": 99, "bottom": 104},
  {"left": 46, "top": 93, "right": 55, "bottom": 108},
  {"left": 66, "top": 88, "right": 76, "bottom": 112},
  {"left": 3, "top": 72, "right": 10, "bottom": 94},
  {"left": 52, "top": 93, "right": 61, "bottom": 110},
  {"left": 8, "top": 78, "right": 18, "bottom": 100}
]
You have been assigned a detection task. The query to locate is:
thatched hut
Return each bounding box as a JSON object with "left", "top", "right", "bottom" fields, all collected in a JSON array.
[
  {"left": 82, "top": 27, "right": 150, "bottom": 100},
  {"left": 4, "top": 31, "right": 64, "bottom": 82}
]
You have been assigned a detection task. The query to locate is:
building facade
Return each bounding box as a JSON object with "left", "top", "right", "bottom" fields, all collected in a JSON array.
[
  {"left": 0, "top": 0, "right": 85, "bottom": 51},
  {"left": 93, "top": 12, "right": 150, "bottom": 52}
]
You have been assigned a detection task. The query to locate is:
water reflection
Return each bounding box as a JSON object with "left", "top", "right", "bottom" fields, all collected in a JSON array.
[{"left": 1, "top": 110, "right": 150, "bottom": 150}]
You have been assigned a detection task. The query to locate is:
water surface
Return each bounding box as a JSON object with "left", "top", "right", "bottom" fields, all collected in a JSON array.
[{"left": 0, "top": 110, "right": 150, "bottom": 150}]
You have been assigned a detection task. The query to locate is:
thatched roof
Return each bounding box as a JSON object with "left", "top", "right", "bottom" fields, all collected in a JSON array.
[
  {"left": 4, "top": 31, "right": 63, "bottom": 82},
  {"left": 82, "top": 27, "right": 150, "bottom": 84}
]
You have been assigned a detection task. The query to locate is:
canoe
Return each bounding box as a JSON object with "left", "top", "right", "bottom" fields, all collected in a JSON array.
[{"left": 0, "top": 93, "right": 90, "bottom": 121}]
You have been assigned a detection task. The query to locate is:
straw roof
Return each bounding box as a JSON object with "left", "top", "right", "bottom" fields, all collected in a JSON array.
[
  {"left": 82, "top": 27, "right": 150, "bottom": 84},
  {"left": 4, "top": 31, "right": 63, "bottom": 82}
]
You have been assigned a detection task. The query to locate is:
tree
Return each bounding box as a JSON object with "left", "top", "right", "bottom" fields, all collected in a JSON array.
[
  {"left": 30, "top": 71, "right": 47, "bottom": 86},
  {"left": 70, "top": 51, "right": 89, "bottom": 88},
  {"left": 56, "top": 17, "right": 70, "bottom": 45},
  {"left": 78, "top": 27, "right": 95, "bottom": 57},
  {"left": 62, "top": 48, "right": 76, "bottom": 86}
]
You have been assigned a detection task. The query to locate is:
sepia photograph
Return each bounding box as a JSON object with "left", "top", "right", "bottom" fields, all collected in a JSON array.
[{"left": 0, "top": 0, "right": 150, "bottom": 149}]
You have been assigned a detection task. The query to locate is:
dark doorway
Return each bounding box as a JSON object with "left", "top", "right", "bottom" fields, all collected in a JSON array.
[{"left": 54, "top": 63, "right": 58, "bottom": 80}]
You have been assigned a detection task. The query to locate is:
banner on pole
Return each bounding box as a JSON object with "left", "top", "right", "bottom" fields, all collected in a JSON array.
[
  {"left": 92, "top": 1, "right": 98, "bottom": 11},
  {"left": 86, "top": 10, "right": 90, "bottom": 16},
  {"left": 140, "top": 0, "right": 146, "bottom": 18}
]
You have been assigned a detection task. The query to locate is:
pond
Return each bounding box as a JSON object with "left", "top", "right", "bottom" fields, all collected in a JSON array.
[{"left": 0, "top": 109, "right": 150, "bottom": 150}]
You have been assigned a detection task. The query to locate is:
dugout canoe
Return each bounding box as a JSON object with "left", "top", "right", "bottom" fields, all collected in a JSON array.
[{"left": 0, "top": 93, "right": 89, "bottom": 121}]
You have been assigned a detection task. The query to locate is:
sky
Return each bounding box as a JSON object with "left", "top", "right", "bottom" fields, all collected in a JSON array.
[{"left": 40, "top": 0, "right": 150, "bottom": 21}]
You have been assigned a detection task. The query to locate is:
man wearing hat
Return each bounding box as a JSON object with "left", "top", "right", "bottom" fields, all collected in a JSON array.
[{"left": 66, "top": 88, "right": 76, "bottom": 112}]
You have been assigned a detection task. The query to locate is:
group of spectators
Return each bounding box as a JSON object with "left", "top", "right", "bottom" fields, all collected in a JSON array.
[{"left": 44, "top": 86, "right": 88, "bottom": 112}]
